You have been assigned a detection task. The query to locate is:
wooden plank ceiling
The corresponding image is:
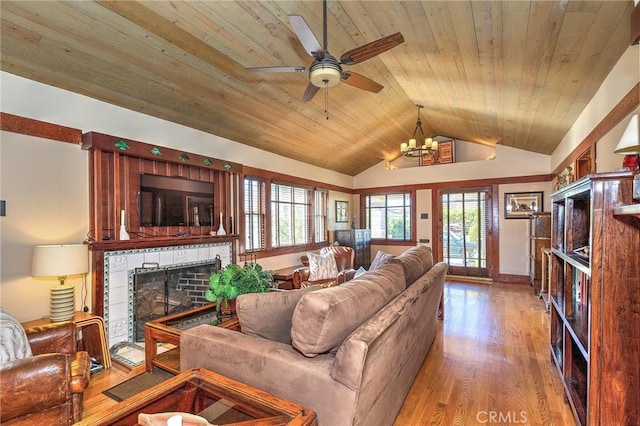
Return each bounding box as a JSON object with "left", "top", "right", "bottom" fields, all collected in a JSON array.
[{"left": 0, "top": 1, "right": 633, "bottom": 176}]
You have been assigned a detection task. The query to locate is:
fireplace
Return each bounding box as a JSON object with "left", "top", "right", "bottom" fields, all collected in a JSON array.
[
  {"left": 133, "top": 258, "right": 221, "bottom": 341},
  {"left": 101, "top": 242, "right": 233, "bottom": 350}
]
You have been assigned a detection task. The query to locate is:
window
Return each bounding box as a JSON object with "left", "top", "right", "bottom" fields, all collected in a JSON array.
[
  {"left": 244, "top": 177, "right": 266, "bottom": 252},
  {"left": 314, "top": 189, "right": 328, "bottom": 243},
  {"left": 243, "top": 177, "right": 328, "bottom": 252},
  {"left": 271, "top": 182, "right": 312, "bottom": 248},
  {"left": 365, "top": 192, "right": 411, "bottom": 240}
]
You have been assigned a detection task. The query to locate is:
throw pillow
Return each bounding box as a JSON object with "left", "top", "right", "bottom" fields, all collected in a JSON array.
[
  {"left": 369, "top": 250, "right": 394, "bottom": 271},
  {"left": 0, "top": 307, "right": 32, "bottom": 364},
  {"left": 354, "top": 266, "right": 367, "bottom": 278},
  {"left": 307, "top": 252, "right": 338, "bottom": 281},
  {"left": 236, "top": 286, "right": 321, "bottom": 344},
  {"left": 396, "top": 245, "right": 434, "bottom": 285},
  {"left": 291, "top": 260, "right": 405, "bottom": 357}
]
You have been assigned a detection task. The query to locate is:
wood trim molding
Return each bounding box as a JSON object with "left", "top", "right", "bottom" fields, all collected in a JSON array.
[
  {"left": 242, "top": 166, "right": 354, "bottom": 194},
  {"left": 632, "top": 1, "right": 640, "bottom": 45},
  {"left": 551, "top": 83, "right": 640, "bottom": 176},
  {"left": 496, "top": 274, "right": 529, "bottom": 284},
  {"left": 356, "top": 173, "right": 553, "bottom": 195},
  {"left": 0, "top": 112, "right": 82, "bottom": 144}
]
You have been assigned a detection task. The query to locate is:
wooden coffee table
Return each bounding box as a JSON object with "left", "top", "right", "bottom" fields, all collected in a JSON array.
[
  {"left": 145, "top": 304, "right": 239, "bottom": 373},
  {"left": 78, "top": 368, "right": 317, "bottom": 425}
]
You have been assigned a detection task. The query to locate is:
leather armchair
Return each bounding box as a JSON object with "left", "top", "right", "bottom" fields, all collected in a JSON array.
[
  {"left": 293, "top": 246, "right": 356, "bottom": 289},
  {"left": 0, "top": 321, "right": 91, "bottom": 426}
]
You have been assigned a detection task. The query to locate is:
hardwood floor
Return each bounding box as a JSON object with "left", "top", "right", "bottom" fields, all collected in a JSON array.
[{"left": 81, "top": 280, "right": 576, "bottom": 425}]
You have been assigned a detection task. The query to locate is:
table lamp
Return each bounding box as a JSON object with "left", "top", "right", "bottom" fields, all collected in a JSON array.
[
  {"left": 614, "top": 114, "right": 640, "bottom": 171},
  {"left": 32, "top": 244, "right": 88, "bottom": 322}
]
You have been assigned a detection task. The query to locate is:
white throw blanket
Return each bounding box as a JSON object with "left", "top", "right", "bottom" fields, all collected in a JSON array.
[{"left": 0, "top": 307, "right": 32, "bottom": 364}]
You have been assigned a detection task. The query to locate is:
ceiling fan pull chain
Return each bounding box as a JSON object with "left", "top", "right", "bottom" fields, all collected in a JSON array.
[{"left": 324, "top": 81, "right": 330, "bottom": 120}]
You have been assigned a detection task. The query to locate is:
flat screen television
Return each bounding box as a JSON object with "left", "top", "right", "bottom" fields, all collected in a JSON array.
[{"left": 139, "top": 174, "right": 214, "bottom": 226}]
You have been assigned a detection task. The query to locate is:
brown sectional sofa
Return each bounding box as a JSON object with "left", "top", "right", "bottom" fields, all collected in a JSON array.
[{"left": 181, "top": 245, "right": 447, "bottom": 425}]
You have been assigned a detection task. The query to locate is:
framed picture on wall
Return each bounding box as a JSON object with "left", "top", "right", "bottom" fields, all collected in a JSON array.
[
  {"left": 335, "top": 200, "right": 349, "bottom": 223},
  {"left": 504, "top": 191, "right": 543, "bottom": 219}
]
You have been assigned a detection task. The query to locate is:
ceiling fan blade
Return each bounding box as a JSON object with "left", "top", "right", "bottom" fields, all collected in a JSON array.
[
  {"left": 341, "top": 72, "right": 383, "bottom": 93},
  {"left": 246, "top": 66, "right": 307, "bottom": 73},
  {"left": 301, "top": 83, "right": 320, "bottom": 102},
  {"left": 288, "top": 15, "right": 324, "bottom": 58},
  {"left": 340, "top": 32, "right": 404, "bottom": 65}
]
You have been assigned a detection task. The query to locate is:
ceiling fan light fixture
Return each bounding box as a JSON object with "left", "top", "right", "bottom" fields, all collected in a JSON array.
[{"left": 309, "top": 60, "right": 342, "bottom": 88}]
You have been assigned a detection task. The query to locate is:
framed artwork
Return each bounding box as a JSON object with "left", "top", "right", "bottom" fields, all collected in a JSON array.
[
  {"left": 335, "top": 200, "right": 349, "bottom": 223},
  {"left": 421, "top": 140, "right": 455, "bottom": 166},
  {"left": 504, "top": 191, "right": 543, "bottom": 219}
]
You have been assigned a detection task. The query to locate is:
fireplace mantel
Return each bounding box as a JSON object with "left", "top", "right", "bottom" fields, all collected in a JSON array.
[{"left": 88, "top": 234, "right": 238, "bottom": 252}]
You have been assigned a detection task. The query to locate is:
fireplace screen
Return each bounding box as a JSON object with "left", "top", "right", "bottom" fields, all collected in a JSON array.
[{"left": 133, "top": 258, "right": 221, "bottom": 341}]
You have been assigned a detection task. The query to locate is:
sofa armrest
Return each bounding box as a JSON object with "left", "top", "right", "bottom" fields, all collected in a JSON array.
[
  {"left": 180, "top": 325, "right": 354, "bottom": 425},
  {"left": 25, "top": 321, "right": 77, "bottom": 355},
  {"left": 0, "top": 353, "right": 71, "bottom": 422}
]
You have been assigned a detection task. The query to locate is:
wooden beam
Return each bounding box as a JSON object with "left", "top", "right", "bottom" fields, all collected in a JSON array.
[
  {"left": 631, "top": 1, "right": 640, "bottom": 45},
  {"left": 0, "top": 112, "right": 82, "bottom": 144}
]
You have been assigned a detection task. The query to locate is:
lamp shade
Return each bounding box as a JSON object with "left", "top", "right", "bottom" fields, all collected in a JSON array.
[
  {"left": 614, "top": 114, "right": 640, "bottom": 154},
  {"left": 32, "top": 244, "right": 88, "bottom": 278}
]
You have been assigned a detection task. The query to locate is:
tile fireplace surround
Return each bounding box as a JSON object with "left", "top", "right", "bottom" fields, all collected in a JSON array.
[{"left": 102, "top": 242, "right": 233, "bottom": 349}]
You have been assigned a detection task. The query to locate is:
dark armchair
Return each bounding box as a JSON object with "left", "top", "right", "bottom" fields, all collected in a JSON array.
[
  {"left": 0, "top": 321, "right": 91, "bottom": 425},
  {"left": 292, "top": 246, "right": 356, "bottom": 289}
]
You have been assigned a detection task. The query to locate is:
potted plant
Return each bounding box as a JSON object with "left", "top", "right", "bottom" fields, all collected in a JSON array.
[{"left": 205, "top": 262, "right": 273, "bottom": 313}]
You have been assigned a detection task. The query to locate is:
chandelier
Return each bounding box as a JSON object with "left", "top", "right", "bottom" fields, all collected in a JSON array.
[{"left": 400, "top": 104, "right": 439, "bottom": 161}]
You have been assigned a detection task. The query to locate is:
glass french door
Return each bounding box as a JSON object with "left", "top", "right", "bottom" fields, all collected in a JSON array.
[{"left": 439, "top": 188, "right": 492, "bottom": 277}]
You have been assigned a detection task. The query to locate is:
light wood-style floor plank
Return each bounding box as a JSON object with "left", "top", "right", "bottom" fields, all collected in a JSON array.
[{"left": 82, "top": 280, "right": 576, "bottom": 425}]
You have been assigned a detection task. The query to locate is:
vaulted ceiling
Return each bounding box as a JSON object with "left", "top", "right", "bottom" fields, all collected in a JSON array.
[{"left": 0, "top": 1, "right": 634, "bottom": 176}]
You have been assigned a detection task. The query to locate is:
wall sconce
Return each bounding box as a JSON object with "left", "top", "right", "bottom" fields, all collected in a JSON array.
[{"left": 32, "top": 244, "right": 88, "bottom": 322}]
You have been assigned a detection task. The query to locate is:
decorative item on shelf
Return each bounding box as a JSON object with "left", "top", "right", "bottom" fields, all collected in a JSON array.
[
  {"left": 554, "top": 166, "right": 574, "bottom": 190},
  {"left": 205, "top": 262, "right": 273, "bottom": 314},
  {"left": 400, "top": 104, "right": 439, "bottom": 164},
  {"left": 31, "top": 244, "right": 88, "bottom": 322},
  {"left": 119, "top": 209, "right": 130, "bottom": 240},
  {"left": 217, "top": 212, "right": 226, "bottom": 236},
  {"left": 614, "top": 113, "right": 639, "bottom": 171}
]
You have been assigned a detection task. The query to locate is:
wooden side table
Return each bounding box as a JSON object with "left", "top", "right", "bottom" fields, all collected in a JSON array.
[
  {"left": 271, "top": 265, "right": 302, "bottom": 290},
  {"left": 22, "top": 311, "right": 111, "bottom": 369}
]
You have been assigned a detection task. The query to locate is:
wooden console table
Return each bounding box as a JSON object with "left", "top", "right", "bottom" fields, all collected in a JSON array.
[
  {"left": 22, "top": 311, "right": 111, "bottom": 370},
  {"left": 145, "top": 304, "right": 239, "bottom": 373}
]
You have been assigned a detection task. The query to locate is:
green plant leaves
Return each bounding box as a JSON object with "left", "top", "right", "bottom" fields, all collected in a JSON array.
[{"left": 206, "top": 262, "right": 273, "bottom": 311}]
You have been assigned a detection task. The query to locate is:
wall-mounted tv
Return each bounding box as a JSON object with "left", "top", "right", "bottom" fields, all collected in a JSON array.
[{"left": 139, "top": 174, "right": 214, "bottom": 226}]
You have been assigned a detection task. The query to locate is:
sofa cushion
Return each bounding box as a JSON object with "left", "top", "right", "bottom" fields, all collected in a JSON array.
[
  {"left": 291, "top": 260, "right": 405, "bottom": 357},
  {"left": 396, "top": 245, "right": 434, "bottom": 286},
  {"left": 236, "top": 286, "right": 321, "bottom": 344},
  {"left": 307, "top": 252, "right": 338, "bottom": 281},
  {"left": 0, "top": 308, "right": 32, "bottom": 364},
  {"left": 369, "top": 250, "right": 394, "bottom": 271}
]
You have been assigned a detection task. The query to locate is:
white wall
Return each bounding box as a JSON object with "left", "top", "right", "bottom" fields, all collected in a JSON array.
[{"left": 1, "top": 132, "right": 89, "bottom": 321}]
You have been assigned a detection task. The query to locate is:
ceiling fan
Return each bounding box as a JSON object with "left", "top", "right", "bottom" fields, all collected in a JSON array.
[{"left": 246, "top": 0, "right": 404, "bottom": 103}]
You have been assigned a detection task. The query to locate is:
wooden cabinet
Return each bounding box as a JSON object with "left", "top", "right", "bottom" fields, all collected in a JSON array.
[
  {"left": 549, "top": 171, "right": 640, "bottom": 425},
  {"left": 527, "top": 212, "right": 551, "bottom": 296},
  {"left": 334, "top": 229, "right": 371, "bottom": 269}
]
